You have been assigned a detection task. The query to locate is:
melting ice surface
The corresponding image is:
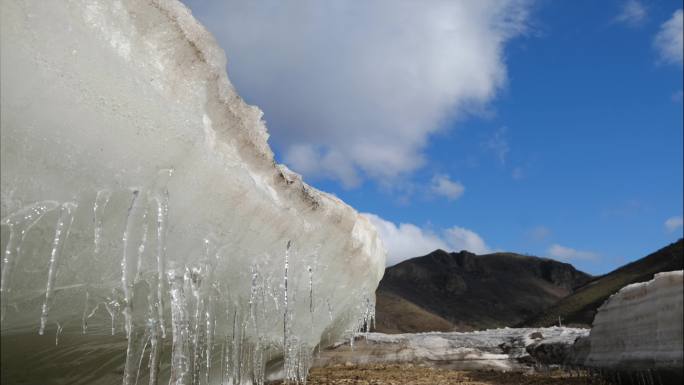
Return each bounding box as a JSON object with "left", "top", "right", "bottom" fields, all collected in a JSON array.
[{"left": 0, "top": 1, "right": 386, "bottom": 384}]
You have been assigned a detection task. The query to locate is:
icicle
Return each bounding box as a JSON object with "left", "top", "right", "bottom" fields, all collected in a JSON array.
[
  {"left": 249, "top": 265, "right": 259, "bottom": 335},
  {"left": 39, "top": 201, "right": 77, "bottom": 335},
  {"left": 307, "top": 265, "right": 313, "bottom": 314},
  {"left": 105, "top": 290, "right": 122, "bottom": 335},
  {"left": 282, "top": 240, "right": 304, "bottom": 383},
  {"left": 231, "top": 309, "right": 240, "bottom": 385},
  {"left": 252, "top": 341, "right": 264, "bottom": 385},
  {"left": 220, "top": 340, "right": 227, "bottom": 385},
  {"left": 200, "top": 238, "right": 218, "bottom": 385},
  {"left": 260, "top": 274, "right": 268, "bottom": 331},
  {"left": 147, "top": 264, "right": 165, "bottom": 385},
  {"left": 240, "top": 313, "right": 248, "bottom": 385},
  {"left": 55, "top": 322, "right": 63, "bottom": 346},
  {"left": 204, "top": 288, "right": 216, "bottom": 385},
  {"left": 93, "top": 189, "right": 111, "bottom": 255},
  {"left": 122, "top": 281, "right": 152, "bottom": 385},
  {"left": 363, "top": 294, "right": 374, "bottom": 335},
  {"left": 121, "top": 189, "right": 145, "bottom": 337},
  {"left": 296, "top": 344, "right": 312, "bottom": 385},
  {"left": 152, "top": 171, "right": 171, "bottom": 339},
  {"left": 147, "top": 318, "right": 162, "bottom": 385},
  {"left": 134, "top": 205, "right": 150, "bottom": 284},
  {"left": 0, "top": 201, "right": 58, "bottom": 322},
  {"left": 326, "top": 299, "right": 333, "bottom": 321},
  {"left": 188, "top": 265, "right": 206, "bottom": 385},
  {"left": 82, "top": 291, "right": 90, "bottom": 334},
  {"left": 168, "top": 268, "right": 191, "bottom": 385},
  {"left": 134, "top": 335, "right": 151, "bottom": 385},
  {"left": 283, "top": 240, "right": 290, "bottom": 350},
  {"left": 83, "top": 301, "right": 102, "bottom": 335}
]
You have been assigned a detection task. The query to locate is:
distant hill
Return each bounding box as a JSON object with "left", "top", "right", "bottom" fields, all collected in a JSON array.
[
  {"left": 520, "top": 239, "right": 683, "bottom": 328},
  {"left": 374, "top": 250, "right": 591, "bottom": 333}
]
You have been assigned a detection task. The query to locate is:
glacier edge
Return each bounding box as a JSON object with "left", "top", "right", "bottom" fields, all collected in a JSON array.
[{"left": 0, "top": 0, "right": 386, "bottom": 384}]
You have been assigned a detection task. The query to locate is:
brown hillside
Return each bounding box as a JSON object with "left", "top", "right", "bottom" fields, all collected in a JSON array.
[
  {"left": 374, "top": 250, "right": 591, "bottom": 333},
  {"left": 520, "top": 239, "right": 683, "bottom": 328}
]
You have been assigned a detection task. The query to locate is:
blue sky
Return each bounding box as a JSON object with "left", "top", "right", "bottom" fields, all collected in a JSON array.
[{"left": 183, "top": 0, "right": 683, "bottom": 275}]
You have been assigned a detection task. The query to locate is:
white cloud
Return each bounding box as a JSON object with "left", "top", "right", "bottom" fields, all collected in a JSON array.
[
  {"left": 512, "top": 166, "right": 524, "bottom": 180},
  {"left": 363, "top": 213, "right": 449, "bottom": 266},
  {"left": 430, "top": 174, "right": 465, "bottom": 200},
  {"left": 665, "top": 216, "right": 683, "bottom": 233},
  {"left": 527, "top": 226, "right": 551, "bottom": 241},
  {"left": 654, "top": 9, "right": 683, "bottom": 66},
  {"left": 285, "top": 144, "right": 361, "bottom": 188},
  {"left": 184, "top": 0, "right": 531, "bottom": 185},
  {"left": 614, "top": 0, "right": 647, "bottom": 26},
  {"left": 363, "top": 213, "right": 491, "bottom": 266},
  {"left": 547, "top": 244, "right": 599, "bottom": 261},
  {"left": 484, "top": 127, "right": 510, "bottom": 164},
  {"left": 601, "top": 199, "right": 645, "bottom": 218},
  {"left": 444, "top": 226, "right": 491, "bottom": 255}
]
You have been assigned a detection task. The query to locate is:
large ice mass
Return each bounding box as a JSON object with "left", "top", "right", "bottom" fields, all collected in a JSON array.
[
  {"left": 0, "top": 0, "right": 386, "bottom": 384},
  {"left": 581, "top": 271, "right": 683, "bottom": 376}
]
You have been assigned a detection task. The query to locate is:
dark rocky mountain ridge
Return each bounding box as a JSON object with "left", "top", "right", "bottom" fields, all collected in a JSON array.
[
  {"left": 374, "top": 240, "right": 683, "bottom": 333},
  {"left": 375, "top": 249, "right": 592, "bottom": 333}
]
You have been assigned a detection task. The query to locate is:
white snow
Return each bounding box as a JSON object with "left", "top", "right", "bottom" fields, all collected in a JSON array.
[
  {"left": 316, "top": 327, "right": 589, "bottom": 371},
  {"left": 0, "top": 1, "right": 386, "bottom": 384}
]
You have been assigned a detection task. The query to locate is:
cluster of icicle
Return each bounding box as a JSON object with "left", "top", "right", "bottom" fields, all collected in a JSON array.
[{"left": 0, "top": 184, "right": 377, "bottom": 385}]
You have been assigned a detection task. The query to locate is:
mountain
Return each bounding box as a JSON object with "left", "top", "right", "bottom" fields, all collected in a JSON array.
[
  {"left": 521, "top": 239, "right": 683, "bottom": 328},
  {"left": 374, "top": 250, "right": 592, "bottom": 333}
]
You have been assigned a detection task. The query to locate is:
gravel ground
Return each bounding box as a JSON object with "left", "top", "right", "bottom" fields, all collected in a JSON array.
[{"left": 269, "top": 364, "right": 600, "bottom": 385}]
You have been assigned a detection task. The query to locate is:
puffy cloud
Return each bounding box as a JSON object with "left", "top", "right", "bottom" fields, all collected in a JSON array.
[
  {"left": 654, "top": 9, "right": 683, "bottom": 66},
  {"left": 444, "top": 226, "right": 491, "bottom": 255},
  {"left": 665, "top": 216, "right": 683, "bottom": 233},
  {"left": 484, "top": 127, "right": 510, "bottom": 165},
  {"left": 285, "top": 144, "right": 361, "bottom": 188},
  {"left": 183, "top": 0, "right": 531, "bottom": 185},
  {"left": 527, "top": 226, "right": 551, "bottom": 241},
  {"left": 547, "top": 244, "right": 599, "bottom": 261},
  {"left": 363, "top": 213, "right": 448, "bottom": 266},
  {"left": 614, "top": 0, "right": 647, "bottom": 27},
  {"left": 430, "top": 174, "right": 465, "bottom": 200},
  {"left": 363, "top": 213, "right": 490, "bottom": 266}
]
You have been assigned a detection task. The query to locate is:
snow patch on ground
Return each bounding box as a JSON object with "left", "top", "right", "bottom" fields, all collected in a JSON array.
[{"left": 316, "top": 327, "right": 589, "bottom": 371}]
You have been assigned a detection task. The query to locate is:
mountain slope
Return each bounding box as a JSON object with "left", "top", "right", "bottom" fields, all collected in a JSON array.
[
  {"left": 374, "top": 250, "right": 591, "bottom": 333},
  {"left": 521, "top": 239, "right": 683, "bottom": 328},
  {"left": 374, "top": 291, "right": 453, "bottom": 334}
]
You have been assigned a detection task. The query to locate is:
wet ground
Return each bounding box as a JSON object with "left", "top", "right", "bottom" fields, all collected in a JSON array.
[{"left": 270, "top": 364, "right": 600, "bottom": 385}]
